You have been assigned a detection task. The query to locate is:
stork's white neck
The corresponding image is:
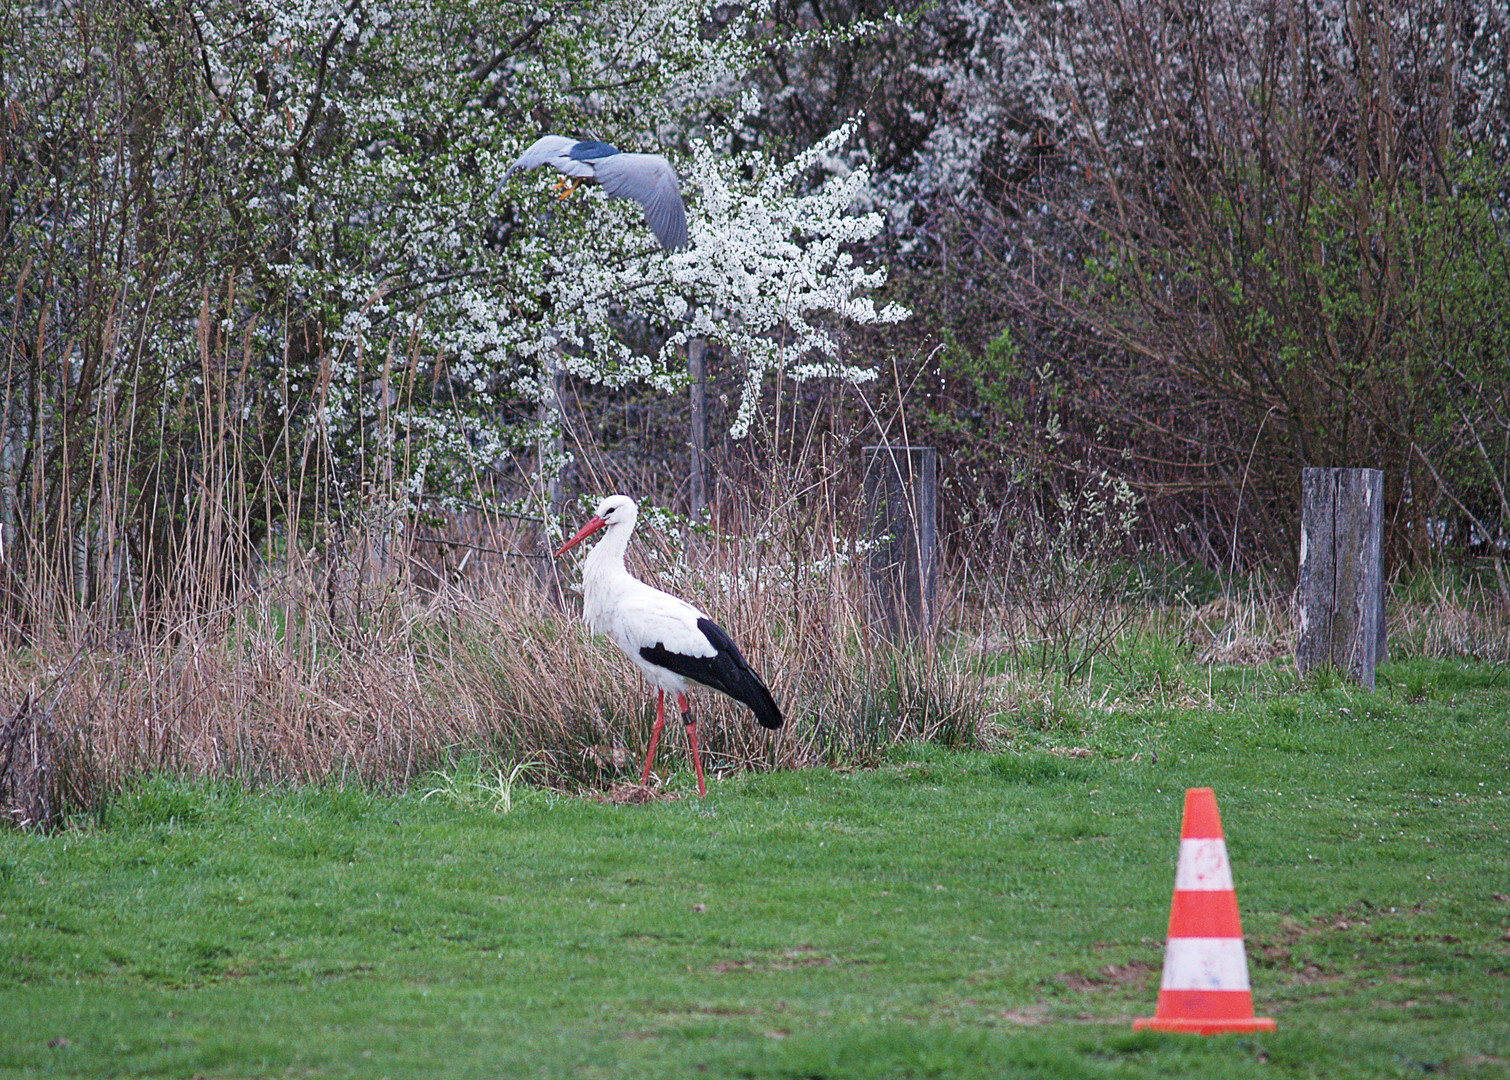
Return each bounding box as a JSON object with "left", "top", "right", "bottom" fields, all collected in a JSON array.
[
  {"left": 578, "top": 506, "right": 642, "bottom": 637},
  {"left": 582, "top": 506, "right": 637, "bottom": 584}
]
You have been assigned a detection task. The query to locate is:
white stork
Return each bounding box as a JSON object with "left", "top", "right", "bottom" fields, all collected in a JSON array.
[{"left": 554, "top": 494, "right": 783, "bottom": 796}]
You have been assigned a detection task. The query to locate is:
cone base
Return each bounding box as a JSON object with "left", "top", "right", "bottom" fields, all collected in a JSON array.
[{"left": 1133, "top": 1016, "right": 1277, "bottom": 1034}]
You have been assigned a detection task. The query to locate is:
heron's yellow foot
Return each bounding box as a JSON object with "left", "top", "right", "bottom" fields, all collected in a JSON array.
[{"left": 553, "top": 177, "right": 580, "bottom": 200}]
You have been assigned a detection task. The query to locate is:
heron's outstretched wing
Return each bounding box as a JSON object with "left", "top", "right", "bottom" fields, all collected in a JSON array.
[
  {"left": 502, "top": 135, "right": 599, "bottom": 182},
  {"left": 593, "top": 153, "right": 689, "bottom": 251}
]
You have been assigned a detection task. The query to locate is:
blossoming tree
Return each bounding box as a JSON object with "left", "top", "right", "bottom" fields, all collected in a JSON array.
[{"left": 5, "top": 0, "right": 904, "bottom": 607}]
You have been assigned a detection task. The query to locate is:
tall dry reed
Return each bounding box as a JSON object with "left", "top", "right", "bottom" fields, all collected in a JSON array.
[{"left": 0, "top": 455, "right": 1008, "bottom": 825}]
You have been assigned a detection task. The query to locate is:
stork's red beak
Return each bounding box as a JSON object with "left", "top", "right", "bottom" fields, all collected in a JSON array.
[{"left": 554, "top": 515, "right": 606, "bottom": 557}]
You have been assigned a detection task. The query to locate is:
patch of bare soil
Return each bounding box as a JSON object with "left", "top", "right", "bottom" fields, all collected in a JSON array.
[
  {"left": 711, "top": 945, "right": 838, "bottom": 974},
  {"left": 998, "top": 1003, "right": 1052, "bottom": 1026},
  {"left": 985, "top": 962, "right": 1156, "bottom": 1027},
  {"left": 1055, "top": 960, "right": 1158, "bottom": 993},
  {"left": 1252, "top": 903, "right": 1382, "bottom": 981},
  {"left": 593, "top": 782, "right": 679, "bottom": 805}
]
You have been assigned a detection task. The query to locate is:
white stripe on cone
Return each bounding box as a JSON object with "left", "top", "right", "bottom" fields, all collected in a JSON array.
[
  {"left": 1174, "top": 838, "right": 1235, "bottom": 891},
  {"left": 1159, "top": 938, "right": 1253, "bottom": 991}
]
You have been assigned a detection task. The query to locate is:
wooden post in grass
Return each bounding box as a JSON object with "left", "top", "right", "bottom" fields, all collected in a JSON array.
[
  {"left": 535, "top": 352, "right": 569, "bottom": 604},
  {"left": 689, "top": 337, "right": 709, "bottom": 518},
  {"left": 1297, "top": 467, "right": 1386, "bottom": 689},
  {"left": 863, "top": 445, "right": 938, "bottom": 643}
]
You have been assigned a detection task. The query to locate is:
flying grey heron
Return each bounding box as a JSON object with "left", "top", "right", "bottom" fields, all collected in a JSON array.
[{"left": 502, "top": 135, "right": 689, "bottom": 251}]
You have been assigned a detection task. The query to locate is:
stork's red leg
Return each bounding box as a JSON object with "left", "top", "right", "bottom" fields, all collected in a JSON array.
[
  {"left": 678, "top": 692, "right": 707, "bottom": 798},
  {"left": 641, "top": 689, "right": 667, "bottom": 786}
]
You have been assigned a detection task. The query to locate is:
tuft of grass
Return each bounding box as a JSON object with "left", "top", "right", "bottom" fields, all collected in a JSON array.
[
  {"left": 1389, "top": 562, "right": 1510, "bottom": 662},
  {"left": 419, "top": 755, "right": 554, "bottom": 814},
  {"left": 111, "top": 775, "right": 218, "bottom": 829}
]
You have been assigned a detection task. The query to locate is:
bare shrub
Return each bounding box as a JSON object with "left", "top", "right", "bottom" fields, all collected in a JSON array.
[{"left": 1009, "top": 0, "right": 1510, "bottom": 570}]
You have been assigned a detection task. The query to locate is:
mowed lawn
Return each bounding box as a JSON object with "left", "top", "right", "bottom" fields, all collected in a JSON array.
[{"left": 2, "top": 659, "right": 1507, "bottom": 1079}]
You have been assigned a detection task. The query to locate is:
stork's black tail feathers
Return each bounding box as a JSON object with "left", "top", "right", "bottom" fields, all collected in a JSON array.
[{"left": 639, "top": 617, "right": 784, "bottom": 730}]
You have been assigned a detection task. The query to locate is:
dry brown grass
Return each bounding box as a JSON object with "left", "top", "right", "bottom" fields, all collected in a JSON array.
[
  {"left": 1179, "top": 566, "right": 1510, "bottom": 670},
  {"left": 1187, "top": 591, "right": 1293, "bottom": 666},
  {"left": 0, "top": 469, "right": 1007, "bottom": 823},
  {"left": 6, "top": 441, "right": 1506, "bottom": 830},
  {"left": 1388, "top": 567, "right": 1510, "bottom": 664}
]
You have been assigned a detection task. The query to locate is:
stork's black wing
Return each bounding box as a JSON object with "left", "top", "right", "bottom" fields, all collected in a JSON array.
[{"left": 640, "top": 618, "right": 783, "bottom": 729}]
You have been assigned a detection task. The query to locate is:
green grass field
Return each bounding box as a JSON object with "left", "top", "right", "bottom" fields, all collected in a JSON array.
[{"left": 2, "top": 657, "right": 1507, "bottom": 1079}]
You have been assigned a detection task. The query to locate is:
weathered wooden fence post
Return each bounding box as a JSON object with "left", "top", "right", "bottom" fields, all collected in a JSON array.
[
  {"left": 535, "top": 353, "right": 569, "bottom": 604},
  {"left": 863, "top": 445, "right": 938, "bottom": 643},
  {"left": 1296, "top": 467, "right": 1387, "bottom": 688},
  {"left": 688, "top": 337, "right": 709, "bottom": 518}
]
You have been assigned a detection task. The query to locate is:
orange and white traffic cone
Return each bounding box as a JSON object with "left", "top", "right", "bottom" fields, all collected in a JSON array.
[{"left": 1134, "top": 787, "right": 1277, "bottom": 1034}]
